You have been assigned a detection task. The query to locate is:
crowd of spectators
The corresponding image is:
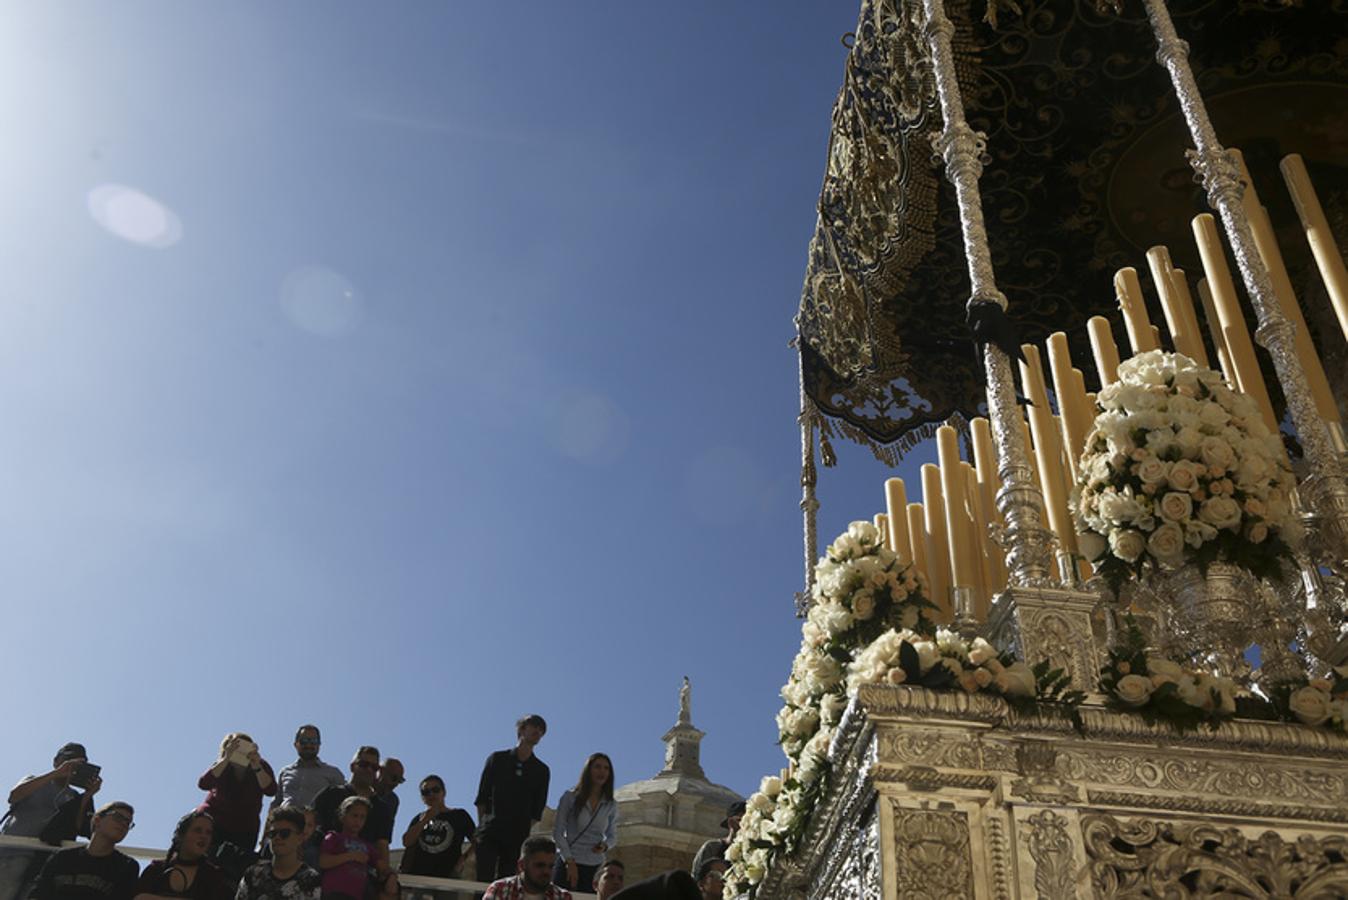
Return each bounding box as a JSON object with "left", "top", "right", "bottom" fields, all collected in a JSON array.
[{"left": 0, "top": 717, "right": 740, "bottom": 900}]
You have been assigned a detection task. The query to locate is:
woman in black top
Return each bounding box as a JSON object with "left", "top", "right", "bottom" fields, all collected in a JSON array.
[{"left": 133, "top": 812, "right": 232, "bottom": 900}]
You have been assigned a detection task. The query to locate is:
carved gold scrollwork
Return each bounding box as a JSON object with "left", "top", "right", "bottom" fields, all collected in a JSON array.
[
  {"left": 1024, "top": 810, "right": 1079, "bottom": 900},
  {"left": 1082, "top": 814, "right": 1348, "bottom": 898},
  {"left": 890, "top": 801, "right": 976, "bottom": 899}
]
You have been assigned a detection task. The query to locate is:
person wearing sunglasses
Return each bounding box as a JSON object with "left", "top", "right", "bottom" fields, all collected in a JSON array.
[
  {"left": 398, "top": 776, "right": 474, "bottom": 880},
  {"left": 235, "top": 808, "right": 320, "bottom": 900},
  {"left": 311, "top": 749, "right": 397, "bottom": 900},
  {"left": 28, "top": 801, "right": 140, "bottom": 900},
  {"left": 273, "top": 726, "right": 344, "bottom": 813}
]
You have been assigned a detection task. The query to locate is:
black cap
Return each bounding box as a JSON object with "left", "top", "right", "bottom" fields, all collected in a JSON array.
[
  {"left": 719, "top": 800, "right": 746, "bottom": 829},
  {"left": 55, "top": 743, "right": 87, "bottom": 763}
]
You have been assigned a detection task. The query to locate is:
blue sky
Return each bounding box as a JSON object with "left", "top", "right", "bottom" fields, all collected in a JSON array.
[{"left": 0, "top": 3, "right": 940, "bottom": 845}]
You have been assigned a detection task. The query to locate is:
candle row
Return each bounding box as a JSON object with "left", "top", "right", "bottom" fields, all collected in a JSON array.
[
  {"left": 866, "top": 148, "right": 1347, "bottom": 621},
  {"left": 872, "top": 420, "right": 1008, "bottom": 622}
]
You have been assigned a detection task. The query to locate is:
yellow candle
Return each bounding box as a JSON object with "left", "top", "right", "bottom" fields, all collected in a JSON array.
[
  {"left": 1047, "top": 332, "right": 1091, "bottom": 481},
  {"left": 1196, "top": 278, "right": 1237, "bottom": 386},
  {"left": 970, "top": 417, "right": 1007, "bottom": 589},
  {"left": 962, "top": 460, "right": 993, "bottom": 614},
  {"left": 873, "top": 513, "right": 888, "bottom": 546},
  {"left": 906, "top": 503, "right": 929, "bottom": 598},
  {"left": 1020, "top": 344, "right": 1079, "bottom": 561},
  {"left": 1191, "top": 213, "right": 1279, "bottom": 432},
  {"left": 1087, "top": 316, "right": 1122, "bottom": 386},
  {"left": 1147, "top": 246, "right": 1207, "bottom": 365},
  {"left": 1115, "top": 267, "right": 1159, "bottom": 354},
  {"left": 1073, "top": 369, "right": 1094, "bottom": 436},
  {"left": 921, "top": 463, "right": 952, "bottom": 621},
  {"left": 937, "top": 425, "right": 979, "bottom": 594},
  {"left": 1170, "top": 269, "right": 1211, "bottom": 368},
  {"left": 884, "top": 478, "right": 911, "bottom": 566},
  {"left": 1233, "top": 149, "right": 1340, "bottom": 424},
  {"left": 1282, "top": 154, "right": 1348, "bottom": 345}
]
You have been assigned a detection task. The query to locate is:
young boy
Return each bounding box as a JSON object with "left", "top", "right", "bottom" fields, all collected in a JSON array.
[
  {"left": 318, "top": 797, "right": 373, "bottom": 900},
  {"left": 28, "top": 801, "right": 139, "bottom": 900},
  {"left": 236, "top": 807, "right": 321, "bottom": 900}
]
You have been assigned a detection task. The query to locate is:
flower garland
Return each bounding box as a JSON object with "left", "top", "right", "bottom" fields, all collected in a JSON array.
[
  {"left": 1073, "top": 350, "right": 1297, "bottom": 592},
  {"left": 1101, "top": 616, "right": 1348, "bottom": 735},
  {"left": 724, "top": 521, "right": 934, "bottom": 897},
  {"left": 724, "top": 523, "right": 1084, "bottom": 899}
]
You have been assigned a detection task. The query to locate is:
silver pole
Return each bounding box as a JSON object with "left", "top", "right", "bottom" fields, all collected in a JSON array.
[
  {"left": 1142, "top": 0, "right": 1348, "bottom": 570},
  {"left": 920, "top": 0, "right": 1054, "bottom": 587}
]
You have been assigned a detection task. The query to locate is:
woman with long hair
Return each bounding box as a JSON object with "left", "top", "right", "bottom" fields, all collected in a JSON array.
[
  {"left": 196, "top": 732, "right": 276, "bottom": 854},
  {"left": 133, "top": 811, "right": 231, "bottom": 900},
  {"left": 551, "top": 753, "right": 617, "bottom": 891}
]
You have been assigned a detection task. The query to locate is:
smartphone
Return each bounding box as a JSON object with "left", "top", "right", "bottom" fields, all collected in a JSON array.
[{"left": 69, "top": 762, "right": 101, "bottom": 789}]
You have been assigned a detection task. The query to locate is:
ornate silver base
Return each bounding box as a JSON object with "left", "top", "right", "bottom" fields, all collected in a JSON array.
[
  {"left": 755, "top": 686, "right": 1348, "bottom": 900},
  {"left": 987, "top": 585, "right": 1109, "bottom": 693}
]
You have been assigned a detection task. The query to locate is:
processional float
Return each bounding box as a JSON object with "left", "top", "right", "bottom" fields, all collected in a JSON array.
[{"left": 737, "top": 1, "right": 1348, "bottom": 897}]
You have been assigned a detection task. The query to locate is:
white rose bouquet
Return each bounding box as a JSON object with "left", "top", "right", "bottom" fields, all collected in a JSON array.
[
  {"left": 1074, "top": 351, "right": 1298, "bottom": 590},
  {"left": 1101, "top": 616, "right": 1239, "bottom": 730},
  {"left": 1274, "top": 667, "right": 1348, "bottom": 733}
]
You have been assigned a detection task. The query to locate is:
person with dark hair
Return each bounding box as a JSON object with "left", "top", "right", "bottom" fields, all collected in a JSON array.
[
  {"left": 398, "top": 776, "right": 474, "bottom": 879},
  {"left": 29, "top": 801, "right": 139, "bottom": 900},
  {"left": 369, "top": 758, "right": 403, "bottom": 855},
  {"left": 134, "top": 811, "right": 232, "bottom": 900},
  {"left": 482, "top": 836, "right": 570, "bottom": 900},
  {"left": 318, "top": 797, "right": 389, "bottom": 900},
  {"left": 593, "top": 860, "right": 625, "bottom": 900},
  {"left": 693, "top": 860, "right": 725, "bottom": 900},
  {"left": 474, "top": 715, "right": 550, "bottom": 883},
  {"left": 0, "top": 742, "right": 101, "bottom": 900},
  {"left": 273, "top": 727, "right": 344, "bottom": 812},
  {"left": 311, "top": 750, "right": 397, "bottom": 900},
  {"left": 234, "top": 807, "right": 321, "bottom": 900},
  {"left": 551, "top": 754, "right": 617, "bottom": 891},
  {"left": 197, "top": 733, "right": 276, "bottom": 853},
  {"left": 689, "top": 800, "right": 743, "bottom": 881}
]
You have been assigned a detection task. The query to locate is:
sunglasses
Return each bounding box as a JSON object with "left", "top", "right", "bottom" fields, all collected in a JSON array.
[
  {"left": 420, "top": 786, "right": 443, "bottom": 796},
  {"left": 102, "top": 812, "right": 134, "bottom": 829},
  {"left": 268, "top": 827, "right": 297, "bottom": 840},
  {"left": 297, "top": 739, "right": 320, "bottom": 746}
]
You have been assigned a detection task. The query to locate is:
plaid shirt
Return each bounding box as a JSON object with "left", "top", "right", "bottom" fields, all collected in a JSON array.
[{"left": 482, "top": 875, "right": 573, "bottom": 900}]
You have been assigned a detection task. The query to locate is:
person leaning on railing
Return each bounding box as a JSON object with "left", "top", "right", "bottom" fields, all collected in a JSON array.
[
  {"left": 28, "top": 801, "right": 140, "bottom": 900},
  {"left": 0, "top": 742, "right": 101, "bottom": 900}
]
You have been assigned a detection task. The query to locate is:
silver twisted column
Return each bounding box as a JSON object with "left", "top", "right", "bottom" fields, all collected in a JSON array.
[
  {"left": 1143, "top": 0, "right": 1348, "bottom": 572},
  {"left": 796, "top": 358, "right": 820, "bottom": 617},
  {"left": 920, "top": 0, "right": 1054, "bottom": 587}
]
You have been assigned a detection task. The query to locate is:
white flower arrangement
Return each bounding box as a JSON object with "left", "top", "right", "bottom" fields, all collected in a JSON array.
[
  {"left": 1073, "top": 350, "right": 1298, "bottom": 586},
  {"left": 847, "top": 627, "right": 1038, "bottom": 699},
  {"left": 1101, "top": 616, "right": 1240, "bottom": 730},
  {"left": 725, "top": 522, "right": 933, "bottom": 898},
  {"left": 1286, "top": 682, "right": 1348, "bottom": 729},
  {"left": 725, "top": 522, "right": 1086, "bottom": 899}
]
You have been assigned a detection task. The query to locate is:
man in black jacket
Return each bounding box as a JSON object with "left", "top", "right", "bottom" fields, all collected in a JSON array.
[{"left": 473, "top": 714, "right": 550, "bottom": 882}]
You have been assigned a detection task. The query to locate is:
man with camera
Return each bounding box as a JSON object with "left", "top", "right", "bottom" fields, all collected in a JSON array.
[{"left": 0, "top": 742, "right": 103, "bottom": 900}]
